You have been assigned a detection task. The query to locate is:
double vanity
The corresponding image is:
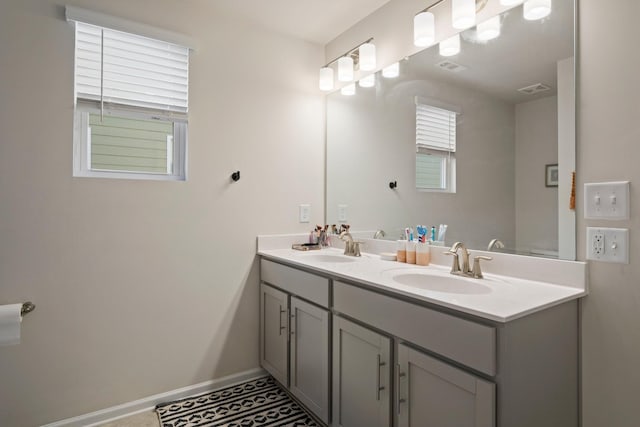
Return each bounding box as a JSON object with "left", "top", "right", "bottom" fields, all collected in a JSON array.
[{"left": 257, "top": 234, "right": 587, "bottom": 427}]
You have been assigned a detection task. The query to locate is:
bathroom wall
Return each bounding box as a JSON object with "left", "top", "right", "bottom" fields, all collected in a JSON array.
[
  {"left": 327, "top": 73, "right": 516, "bottom": 248},
  {"left": 328, "top": 0, "right": 640, "bottom": 426},
  {"left": 0, "top": 0, "right": 324, "bottom": 425},
  {"left": 578, "top": 1, "right": 640, "bottom": 426},
  {"left": 514, "top": 95, "right": 558, "bottom": 254}
]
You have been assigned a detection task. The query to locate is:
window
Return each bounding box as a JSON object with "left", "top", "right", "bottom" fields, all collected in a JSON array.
[
  {"left": 415, "top": 99, "right": 457, "bottom": 192},
  {"left": 71, "top": 18, "right": 190, "bottom": 180}
]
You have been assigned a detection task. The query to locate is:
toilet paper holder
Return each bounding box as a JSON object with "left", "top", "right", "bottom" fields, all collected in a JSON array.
[{"left": 21, "top": 302, "right": 35, "bottom": 317}]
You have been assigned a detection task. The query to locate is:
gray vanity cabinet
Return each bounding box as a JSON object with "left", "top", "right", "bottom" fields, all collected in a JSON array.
[
  {"left": 397, "top": 343, "right": 495, "bottom": 427},
  {"left": 259, "top": 283, "right": 288, "bottom": 386},
  {"left": 332, "top": 316, "right": 392, "bottom": 427},
  {"left": 289, "top": 296, "right": 330, "bottom": 423},
  {"left": 259, "top": 260, "right": 331, "bottom": 424}
]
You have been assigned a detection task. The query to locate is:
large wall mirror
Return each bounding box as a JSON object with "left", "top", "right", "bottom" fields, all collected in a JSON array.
[{"left": 326, "top": 0, "right": 576, "bottom": 260}]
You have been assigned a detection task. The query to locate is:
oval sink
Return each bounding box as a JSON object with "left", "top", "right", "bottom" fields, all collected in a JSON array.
[
  {"left": 391, "top": 273, "right": 492, "bottom": 295},
  {"left": 301, "top": 254, "right": 357, "bottom": 263}
]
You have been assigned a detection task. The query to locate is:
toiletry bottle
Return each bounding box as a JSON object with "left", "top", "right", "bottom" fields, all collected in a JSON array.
[
  {"left": 397, "top": 240, "right": 407, "bottom": 263},
  {"left": 406, "top": 240, "right": 417, "bottom": 264},
  {"left": 416, "top": 242, "right": 431, "bottom": 266}
]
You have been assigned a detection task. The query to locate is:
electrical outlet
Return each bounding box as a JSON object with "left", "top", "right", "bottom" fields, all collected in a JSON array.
[
  {"left": 299, "top": 204, "right": 311, "bottom": 223},
  {"left": 586, "top": 227, "right": 629, "bottom": 264},
  {"left": 338, "top": 204, "right": 348, "bottom": 222}
]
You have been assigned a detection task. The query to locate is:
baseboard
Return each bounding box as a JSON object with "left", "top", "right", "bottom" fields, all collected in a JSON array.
[{"left": 42, "top": 367, "right": 267, "bottom": 427}]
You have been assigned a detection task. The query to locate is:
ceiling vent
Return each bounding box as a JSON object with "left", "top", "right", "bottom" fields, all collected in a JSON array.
[
  {"left": 436, "top": 60, "right": 467, "bottom": 73},
  {"left": 517, "top": 83, "right": 551, "bottom": 95}
]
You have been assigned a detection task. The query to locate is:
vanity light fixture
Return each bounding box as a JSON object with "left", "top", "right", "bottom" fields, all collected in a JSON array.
[
  {"left": 318, "top": 38, "right": 376, "bottom": 91},
  {"left": 439, "top": 34, "right": 461, "bottom": 56},
  {"left": 523, "top": 0, "right": 551, "bottom": 20},
  {"left": 452, "top": 0, "right": 476, "bottom": 29},
  {"left": 319, "top": 67, "right": 334, "bottom": 91},
  {"left": 338, "top": 56, "right": 354, "bottom": 82},
  {"left": 382, "top": 62, "right": 400, "bottom": 78},
  {"left": 341, "top": 83, "right": 356, "bottom": 96},
  {"left": 359, "top": 42, "right": 376, "bottom": 71},
  {"left": 476, "top": 15, "right": 501, "bottom": 41},
  {"left": 359, "top": 74, "right": 376, "bottom": 88},
  {"left": 414, "top": 11, "right": 436, "bottom": 47}
]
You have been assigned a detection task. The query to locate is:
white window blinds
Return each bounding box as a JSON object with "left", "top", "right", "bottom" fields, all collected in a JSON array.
[
  {"left": 416, "top": 102, "right": 457, "bottom": 152},
  {"left": 75, "top": 22, "right": 189, "bottom": 114}
]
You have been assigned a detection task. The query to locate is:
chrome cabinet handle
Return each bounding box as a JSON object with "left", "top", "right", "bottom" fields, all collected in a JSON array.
[
  {"left": 377, "top": 354, "right": 386, "bottom": 401},
  {"left": 396, "top": 364, "right": 406, "bottom": 415},
  {"left": 278, "top": 306, "right": 287, "bottom": 336},
  {"left": 290, "top": 310, "right": 295, "bottom": 336}
]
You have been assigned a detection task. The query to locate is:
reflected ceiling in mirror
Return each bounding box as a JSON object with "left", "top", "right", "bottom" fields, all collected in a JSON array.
[{"left": 326, "top": 0, "right": 575, "bottom": 260}]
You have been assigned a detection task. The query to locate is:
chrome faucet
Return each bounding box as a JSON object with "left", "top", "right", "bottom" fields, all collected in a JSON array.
[
  {"left": 340, "top": 231, "right": 362, "bottom": 256},
  {"left": 373, "top": 229, "right": 386, "bottom": 239},
  {"left": 444, "top": 241, "right": 493, "bottom": 278},
  {"left": 487, "top": 239, "right": 505, "bottom": 251},
  {"left": 447, "top": 242, "right": 471, "bottom": 275}
]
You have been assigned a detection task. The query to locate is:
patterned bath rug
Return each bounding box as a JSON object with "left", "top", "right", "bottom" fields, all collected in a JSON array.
[{"left": 156, "top": 376, "right": 320, "bottom": 427}]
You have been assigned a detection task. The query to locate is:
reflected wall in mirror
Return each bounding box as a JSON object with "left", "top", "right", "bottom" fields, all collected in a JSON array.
[{"left": 326, "top": 0, "right": 576, "bottom": 260}]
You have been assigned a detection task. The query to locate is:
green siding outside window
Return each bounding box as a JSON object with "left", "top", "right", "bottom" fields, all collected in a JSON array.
[
  {"left": 416, "top": 153, "right": 445, "bottom": 190},
  {"left": 89, "top": 114, "right": 173, "bottom": 174}
]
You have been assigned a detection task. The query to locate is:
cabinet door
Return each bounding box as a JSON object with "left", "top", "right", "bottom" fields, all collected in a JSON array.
[
  {"left": 333, "top": 316, "right": 391, "bottom": 427},
  {"left": 260, "top": 283, "right": 289, "bottom": 386},
  {"left": 397, "top": 343, "right": 495, "bottom": 427},
  {"left": 290, "top": 297, "right": 330, "bottom": 424}
]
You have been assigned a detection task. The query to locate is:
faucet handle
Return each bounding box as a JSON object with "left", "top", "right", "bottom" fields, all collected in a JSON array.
[
  {"left": 352, "top": 241, "right": 363, "bottom": 257},
  {"left": 443, "top": 251, "right": 461, "bottom": 274},
  {"left": 471, "top": 256, "right": 493, "bottom": 279}
]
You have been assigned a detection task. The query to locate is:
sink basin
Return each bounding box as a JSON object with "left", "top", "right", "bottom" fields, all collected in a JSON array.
[
  {"left": 390, "top": 273, "right": 492, "bottom": 295},
  {"left": 301, "top": 254, "right": 358, "bottom": 263}
]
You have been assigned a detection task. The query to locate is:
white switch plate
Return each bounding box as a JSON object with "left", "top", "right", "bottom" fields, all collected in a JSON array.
[
  {"left": 338, "top": 204, "right": 348, "bottom": 222},
  {"left": 299, "top": 204, "right": 311, "bottom": 223},
  {"left": 586, "top": 227, "right": 629, "bottom": 264},
  {"left": 584, "top": 181, "right": 630, "bottom": 220}
]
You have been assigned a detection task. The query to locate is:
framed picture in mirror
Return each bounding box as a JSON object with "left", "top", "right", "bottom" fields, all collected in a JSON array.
[{"left": 546, "top": 164, "right": 559, "bottom": 187}]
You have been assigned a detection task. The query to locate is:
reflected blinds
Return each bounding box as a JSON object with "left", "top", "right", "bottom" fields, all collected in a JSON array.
[{"left": 416, "top": 103, "right": 457, "bottom": 152}]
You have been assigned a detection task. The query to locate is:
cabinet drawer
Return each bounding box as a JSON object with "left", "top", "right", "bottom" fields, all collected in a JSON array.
[
  {"left": 333, "top": 281, "right": 496, "bottom": 376},
  {"left": 261, "top": 259, "right": 330, "bottom": 308}
]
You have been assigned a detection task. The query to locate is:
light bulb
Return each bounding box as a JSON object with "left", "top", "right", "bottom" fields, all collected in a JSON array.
[
  {"left": 359, "top": 43, "right": 376, "bottom": 71},
  {"left": 523, "top": 0, "right": 551, "bottom": 20},
  {"left": 499, "top": 0, "right": 524, "bottom": 5},
  {"left": 382, "top": 62, "right": 400, "bottom": 78},
  {"left": 477, "top": 16, "right": 501, "bottom": 41},
  {"left": 341, "top": 84, "right": 356, "bottom": 96},
  {"left": 414, "top": 11, "right": 435, "bottom": 47},
  {"left": 452, "top": 0, "right": 475, "bottom": 29},
  {"left": 359, "top": 74, "right": 375, "bottom": 88},
  {"left": 338, "top": 56, "right": 354, "bottom": 82},
  {"left": 439, "top": 34, "right": 461, "bottom": 57},
  {"left": 319, "top": 67, "right": 334, "bottom": 91}
]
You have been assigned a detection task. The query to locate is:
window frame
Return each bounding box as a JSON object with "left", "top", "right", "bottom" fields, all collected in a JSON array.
[
  {"left": 73, "top": 103, "right": 187, "bottom": 181},
  {"left": 415, "top": 98, "right": 459, "bottom": 193}
]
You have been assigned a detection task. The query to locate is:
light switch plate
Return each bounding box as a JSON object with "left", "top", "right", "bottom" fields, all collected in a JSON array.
[
  {"left": 586, "top": 227, "right": 629, "bottom": 264},
  {"left": 299, "top": 204, "right": 311, "bottom": 223},
  {"left": 338, "top": 204, "right": 348, "bottom": 222},
  {"left": 584, "top": 181, "right": 630, "bottom": 220}
]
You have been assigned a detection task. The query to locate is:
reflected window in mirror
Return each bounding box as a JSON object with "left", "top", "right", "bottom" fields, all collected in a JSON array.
[{"left": 416, "top": 100, "right": 458, "bottom": 193}]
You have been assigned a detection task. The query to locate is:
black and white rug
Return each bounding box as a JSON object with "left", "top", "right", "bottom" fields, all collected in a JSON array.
[{"left": 156, "top": 376, "right": 320, "bottom": 427}]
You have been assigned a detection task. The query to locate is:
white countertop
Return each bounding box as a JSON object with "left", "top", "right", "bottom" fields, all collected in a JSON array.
[{"left": 258, "top": 245, "right": 587, "bottom": 323}]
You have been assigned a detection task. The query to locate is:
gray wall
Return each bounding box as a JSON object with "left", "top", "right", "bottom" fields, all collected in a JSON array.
[
  {"left": 0, "top": 0, "right": 324, "bottom": 425},
  {"left": 579, "top": 1, "right": 640, "bottom": 426},
  {"left": 328, "top": 0, "right": 640, "bottom": 426},
  {"left": 515, "top": 96, "right": 558, "bottom": 254}
]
